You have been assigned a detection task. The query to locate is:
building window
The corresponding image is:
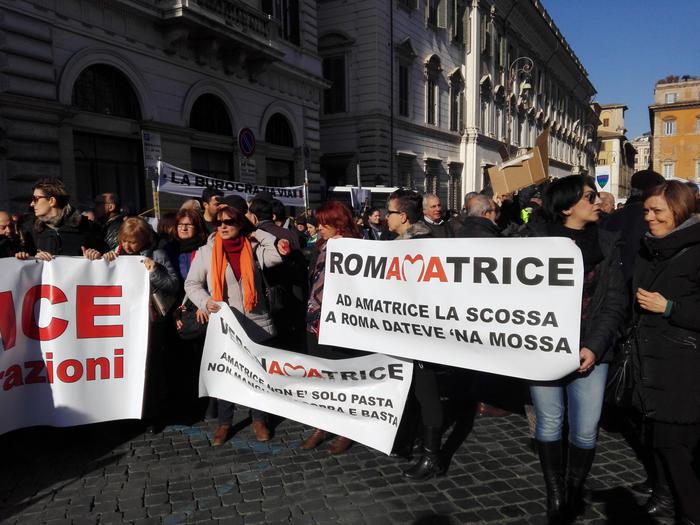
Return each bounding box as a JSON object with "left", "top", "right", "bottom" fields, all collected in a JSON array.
[
  {"left": 427, "top": 0, "right": 446, "bottom": 28},
  {"left": 323, "top": 55, "right": 346, "bottom": 114},
  {"left": 664, "top": 119, "right": 676, "bottom": 136},
  {"left": 425, "top": 55, "right": 442, "bottom": 126},
  {"left": 399, "top": 64, "right": 410, "bottom": 117},
  {"left": 190, "top": 94, "right": 232, "bottom": 135},
  {"left": 262, "top": 0, "right": 300, "bottom": 45},
  {"left": 664, "top": 92, "right": 677, "bottom": 104},
  {"left": 495, "top": 105, "right": 504, "bottom": 141},
  {"left": 424, "top": 159, "right": 441, "bottom": 194},
  {"left": 398, "top": 0, "right": 417, "bottom": 9},
  {"left": 397, "top": 154, "right": 415, "bottom": 188},
  {"left": 696, "top": 117, "right": 700, "bottom": 133},
  {"left": 191, "top": 148, "right": 234, "bottom": 180},
  {"left": 662, "top": 161, "right": 674, "bottom": 179},
  {"left": 265, "top": 114, "right": 296, "bottom": 187},
  {"left": 72, "top": 64, "right": 141, "bottom": 119},
  {"left": 448, "top": 162, "right": 462, "bottom": 211},
  {"left": 265, "top": 114, "right": 295, "bottom": 147},
  {"left": 696, "top": 160, "right": 700, "bottom": 178},
  {"left": 481, "top": 100, "right": 489, "bottom": 135},
  {"left": 449, "top": 70, "right": 464, "bottom": 132}
]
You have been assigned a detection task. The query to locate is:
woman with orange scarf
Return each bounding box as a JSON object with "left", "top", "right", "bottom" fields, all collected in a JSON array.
[{"left": 184, "top": 205, "right": 283, "bottom": 445}]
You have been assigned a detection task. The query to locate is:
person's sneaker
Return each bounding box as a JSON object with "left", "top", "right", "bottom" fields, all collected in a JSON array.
[
  {"left": 252, "top": 420, "right": 270, "bottom": 442},
  {"left": 212, "top": 424, "right": 230, "bottom": 446}
]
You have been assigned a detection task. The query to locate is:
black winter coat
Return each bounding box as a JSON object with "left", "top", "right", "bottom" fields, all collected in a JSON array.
[
  {"left": 523, "top": 223, "right": 627, "bottom": 364},
  {"left": 631, "top": 217, "right": 700, "bottom": 424},
  {"left": 29, "top": 207, "right": 105, "bottom": 256},
  {"left": 454, "top": 216, "right": 502, "bottom": 238}
]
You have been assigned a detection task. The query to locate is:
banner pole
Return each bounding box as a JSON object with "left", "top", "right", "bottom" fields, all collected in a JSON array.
[
  {"left": 152, "top": 159, "right": 161, "bottom": 219},
  {"left": 304, "top": 168, "right": 310, "bottom": 215}
]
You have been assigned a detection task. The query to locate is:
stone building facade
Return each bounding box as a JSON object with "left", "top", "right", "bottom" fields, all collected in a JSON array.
[
  {"left": 595, "top": 104, "right": 635, "bottom": 198},
  {"left": 0, "top": 0, "right": 326, "bottom": 213},
  {"left": 649, "top": 75, "right": 700, "bottom": 181},
  {"left": 318, "top": 0, "right": 598, "bottom": 210},
  {"left": 631, "top": 132, "right": 651, "bottom": 173}
]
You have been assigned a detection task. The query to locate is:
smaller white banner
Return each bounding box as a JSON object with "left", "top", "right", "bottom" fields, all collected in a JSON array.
[
  {"left": 158, "top": 161, "right": 305, "bottom": 207},
  {"left": 199, "top": 305, "right": 414, "bottom": 454}
]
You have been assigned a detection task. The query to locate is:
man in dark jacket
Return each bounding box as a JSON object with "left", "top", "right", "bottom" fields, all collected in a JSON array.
[
  {"left": 0, "top": 211, "right": 22, "bottom": 258},
  {"left": 420, "top": 194, "right": 453, "bottom": 238},
  {"left": 94, "top": 192, "right": 124, "bottom": 250},
  {"left": 455, "top": 194, "right": 502, "bottom": 238},
  {"left": 601, "top": 169, "right": 664, "bottom": 287},
  {"left": 201, "top": 187, "right": 224, "bottom": 234}
]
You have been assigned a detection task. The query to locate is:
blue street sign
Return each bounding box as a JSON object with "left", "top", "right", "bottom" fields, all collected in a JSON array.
[
  {"left": 238, "top": 128, "right": 256, "bottom": 158},
  {"left": 596, "top": 174, "right": 609, "bottom": 188}
]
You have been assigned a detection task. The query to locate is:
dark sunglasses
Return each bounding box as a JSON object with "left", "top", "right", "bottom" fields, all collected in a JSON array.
[
  {"left": 31, "top": 194, "right": 50, "bottom": 203},
  {"left": 583, "top": 190, "right": 599, "bottom": 204},
  {"left": 214, "top": 218, "right": 237, "bottom": 227}
]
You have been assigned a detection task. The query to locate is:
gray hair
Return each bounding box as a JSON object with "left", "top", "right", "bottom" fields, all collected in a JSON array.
[
  {"left": 466, "top": 194, "right": 493, "bottom": 217},
  {"left": 422, "top": 193, "right": 440, "bottom": 208},
  {"left": 463, "top": 191, "right": 479, "bottom": 210}
]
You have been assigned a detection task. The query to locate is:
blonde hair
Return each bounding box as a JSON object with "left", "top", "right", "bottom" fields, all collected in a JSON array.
[{"left": 118, "top": 217, "right": 153, "bottom": 247}]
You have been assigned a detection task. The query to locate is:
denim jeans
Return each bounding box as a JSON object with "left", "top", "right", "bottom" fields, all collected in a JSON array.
[{"left": 530, "top": 364, "right": 608, "bottom": 449}]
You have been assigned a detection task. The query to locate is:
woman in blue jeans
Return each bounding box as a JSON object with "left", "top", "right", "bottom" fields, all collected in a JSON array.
[{"left": 525, "top": 175, "right": 626, "bottom": 524}]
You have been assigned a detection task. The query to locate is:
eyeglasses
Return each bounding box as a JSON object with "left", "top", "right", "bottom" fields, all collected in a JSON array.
[
  {"left": 214, "top": 219, "right": 237, "bottom": 227},
  {"left": 385, "top": 210, "right": 401, "bottom": 216},
  {"left": 583, "top": 191, "right": 599, "bottom": 204},
  {"left": 31, "top": 195, "right": 50, "bottom": 204},
  {"left": 177, "top": 223, "right": 194, "bottom": 229}
]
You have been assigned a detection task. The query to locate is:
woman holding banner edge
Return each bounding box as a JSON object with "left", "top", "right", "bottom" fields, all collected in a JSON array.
[
  {"left": 184, "top": 204, "right": 285, "bottom": 445},
  {"left": 524, "top": 175, "right": 626, "bottom": 524}
]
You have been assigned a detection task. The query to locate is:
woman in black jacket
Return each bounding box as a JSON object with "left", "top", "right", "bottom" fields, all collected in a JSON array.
[
  {"left": 526, "top": 175, "right": 626, "bottom": 524},
  {"left": 631, "top": 180, "right": 700, "bottom": 525}
]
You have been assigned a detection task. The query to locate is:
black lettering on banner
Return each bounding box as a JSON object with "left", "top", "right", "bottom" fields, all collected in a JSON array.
[
  {"left": 445, "top": 257, "right": 470, "bottom": 282},
  {"left": 325, "top": 311, "right": 336, "bottom": 323},
  {"left": 364, "top": 256, "right": 387, "bottom": 278},
  {"left": 473, "top": 257, "right": 498, "bottom": 283},
  {"left": 181, "top": 174, "right": 190, "bottom": 185},
  {"left": 194, "top": 175, "right": 204, "bottom": 186},
  {"left": 517, "top": 257, "right": 544, "bottom": 285},
  {"left": 329, "top": 252, "right": 343, "bottom": 274},
  {"left": 549, "top": 258, "right": 575, "bottom": 286},
  {"left": 344, "top": 254, "right": 362, "bottom": 276}
]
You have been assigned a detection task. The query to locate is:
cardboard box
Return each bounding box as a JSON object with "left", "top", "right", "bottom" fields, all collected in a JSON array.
[{"left": 488, "top": 129, "right": 549, "bottom": 195}]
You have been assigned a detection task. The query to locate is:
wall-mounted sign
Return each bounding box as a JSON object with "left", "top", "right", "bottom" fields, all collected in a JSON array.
[{"left": 238, "top": 128, "right": 256, "bottom": 158}]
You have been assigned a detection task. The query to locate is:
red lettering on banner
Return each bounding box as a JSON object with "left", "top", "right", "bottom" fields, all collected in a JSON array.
[
  {"left": 385, "top": 258, "right": 402, "bottom": 281},
  {"left": 56, "top": 359, "right": 83, "bottom": 383},
  {"left": 0, "top": 291, "right": 17, "bottom": 350},
  {"left": 3, "top": 364, "right": 23, "bottom": 390},
  {"left": 422, "top": 257, "right": 448, "bottom": 282},
  {"left": 114, "top": 349, "right": 124, "bottom": 378},
  {"left": 24, "top": 361, "right": 47, "bottom": 384},
  {"left": 21, "top": 285, "right": 69, "bottom": 341},
  {"left": 76, "top": 285, "right": 123, "bottom": 339},
  {"left": 46, "top": 352, "right": 54, "bottom": 383},
  {"left": 268, "top": 360, "right": 284, "bottom": 376}
]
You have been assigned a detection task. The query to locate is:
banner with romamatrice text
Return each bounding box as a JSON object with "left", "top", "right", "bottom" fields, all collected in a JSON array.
[
  {"left": 199, "top": 305, "right": 413, "bottom": 455},
  {"left": 0, "top": 257, "right": 149, "bottom": 435},
  {"left": 157, "top": 161, "right": 306, "bottom": 207},
  {"left": 319, "top": 238, "right": 584, "bottom": 381}
]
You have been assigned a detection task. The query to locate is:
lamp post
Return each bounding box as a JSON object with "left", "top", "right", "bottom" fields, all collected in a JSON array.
[{"left": 506, "top": 56, "right": 534, "bottom": 155}]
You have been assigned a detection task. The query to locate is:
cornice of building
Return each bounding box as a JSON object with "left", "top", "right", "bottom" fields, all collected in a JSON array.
[{"left": 649, "top": 100, "right": 700, "bottom": 112}]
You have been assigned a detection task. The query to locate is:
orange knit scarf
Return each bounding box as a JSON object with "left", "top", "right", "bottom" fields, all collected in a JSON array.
[{"left": 210, "top": 233, "right": 257, "bottom": 313}]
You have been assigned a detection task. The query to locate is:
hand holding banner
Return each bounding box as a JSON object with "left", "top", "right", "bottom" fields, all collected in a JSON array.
[{"left": 319, "top": 238, "right": 583, "bottom": 381}]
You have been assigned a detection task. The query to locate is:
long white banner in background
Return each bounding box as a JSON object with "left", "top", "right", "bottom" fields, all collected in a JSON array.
[
  {"left": 158, "top": 161, "right": 306, "bottom": 207},
  {"left": 319, "top": 238, "right": 584, "bottom": 381},
  {"left": 199, "top": 305, "right": 413, "bottom": 455},
  {"left": 0, "top": 257, "right": 150, "bottom": 435}
]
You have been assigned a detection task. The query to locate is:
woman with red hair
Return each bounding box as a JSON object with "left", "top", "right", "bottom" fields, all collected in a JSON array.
[{"left": 300, "top": 201, "right": 363, "bottom": 454}]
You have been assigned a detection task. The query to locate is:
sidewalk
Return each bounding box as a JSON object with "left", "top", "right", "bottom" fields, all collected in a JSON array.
[{"left": 0, "top": 409, "right": 669, "bottom": 524}]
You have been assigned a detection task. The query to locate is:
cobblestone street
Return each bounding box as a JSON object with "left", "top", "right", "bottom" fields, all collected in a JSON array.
[{"left": 0, "top": 405, "right": 670, "bottom": 525}]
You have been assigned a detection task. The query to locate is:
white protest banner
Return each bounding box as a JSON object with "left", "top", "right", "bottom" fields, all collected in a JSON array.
[
  {"left": 319, "top": 238, "right": 583, "bottom": 381},
  {"left": 199, "top": 305, "right": 413, "bottom": 454},
  {"left": 158, "top": 161, "right": 305, "bottom": 207},
  {"left": 0, "top": 257, "right": 149, "bottom": 435}
]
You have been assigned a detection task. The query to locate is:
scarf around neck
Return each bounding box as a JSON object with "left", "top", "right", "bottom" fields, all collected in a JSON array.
[{"left": 210, "top": 233, "right": 257, "bottom": 313}]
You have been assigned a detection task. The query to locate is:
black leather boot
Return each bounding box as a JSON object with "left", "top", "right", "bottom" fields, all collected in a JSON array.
[
  {"left": 536, "top": 440, "right": 565, "bottom": 525},
  {"left": 644, "top": 483, "right": 675, "bottom": 519},
  {"left": 402, "top": 426, "right": 445, "bottom": 480},
  {"left": 566, "top": 445, "right": 595, "bottom": 522}
]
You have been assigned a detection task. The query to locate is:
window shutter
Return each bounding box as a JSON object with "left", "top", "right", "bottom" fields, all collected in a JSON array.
[
  {"left": 437, "top": 0, "right": 448, "bottom": 28},
  {"left": 463, "top": 6, "right": 471, "bottom": 51}
]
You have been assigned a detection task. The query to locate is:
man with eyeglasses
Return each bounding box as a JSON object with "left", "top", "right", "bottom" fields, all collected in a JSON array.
[{"left": 94, "top": 192, "right": 124, "bottom": 250}]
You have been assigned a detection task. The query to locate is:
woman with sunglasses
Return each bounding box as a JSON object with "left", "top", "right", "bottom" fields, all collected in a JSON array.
[
  {"left": 524, "top": 175, "right": 626, "bottom": 524},
  {"left": 184, "top": 205, "right": 284, "bottom": 445},
  {"left": 300, "top": 201, "right": 364, "bottom": 455},
  {"left": 16, "top": 178, "right": 104, "bottom": 261}
]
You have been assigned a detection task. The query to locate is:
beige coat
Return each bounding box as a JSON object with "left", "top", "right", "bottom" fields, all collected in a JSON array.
[{"left": 184, "top": 229, "right": 283, "bottom": 336}]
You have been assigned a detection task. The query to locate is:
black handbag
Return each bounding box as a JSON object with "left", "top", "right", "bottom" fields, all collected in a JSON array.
[
  {"left": 605, "top": 324, "right": 636, "bottom": 407},
  {"left": 177, "top": 299, "right": 207, "bottom": 340}
]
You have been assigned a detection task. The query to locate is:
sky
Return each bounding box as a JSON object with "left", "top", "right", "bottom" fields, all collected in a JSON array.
[{"left": 541, "top": 0, "right": 700, "bottom": 139}]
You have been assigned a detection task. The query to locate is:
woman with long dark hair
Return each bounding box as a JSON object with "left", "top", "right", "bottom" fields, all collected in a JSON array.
[
  {"left": 631, "top": 180, "right": 700, "bottom": 525},
  {"left": 526, "top": 175, "right": 626, "bottom": 524},
  {"left": 300, "top": 201, "right": 363, "bottom": 454}
]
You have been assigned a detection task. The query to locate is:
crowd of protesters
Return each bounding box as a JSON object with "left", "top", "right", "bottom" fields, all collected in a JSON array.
[{"left": 1, "top": 172, "right": 700, "bottom": 525}]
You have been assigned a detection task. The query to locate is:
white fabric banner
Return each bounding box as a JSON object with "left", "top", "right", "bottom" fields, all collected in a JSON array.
[
  {"left": 158, "top": 161, "right": 305, "bottom": 207},
  {"left": 0, "top": 257, "right": 150, "bottom": 435},
  {"left": 199, "top": 305, "right": 414, "bottom": 454},
  {"left": 319, "top": 238, "right": 584, "bottom": 381}
]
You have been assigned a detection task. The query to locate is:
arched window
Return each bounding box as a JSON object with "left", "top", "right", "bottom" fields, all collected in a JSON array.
[
  {"left": 425, "top": 55, "right": 442, "bottom": 126},
  {"left": 265, "top": 114, "right": 294, "bottom": 147},
  {"left": 190, "top": 94, "right": 232, "bottom": 135},
  {"left": 72, "top": 64, "right": 141, "bottom": 119}
]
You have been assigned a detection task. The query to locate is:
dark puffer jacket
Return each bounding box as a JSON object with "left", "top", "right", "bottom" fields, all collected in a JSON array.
[
  {"left": 523, "top": 223, "right": 627, "bottom": 364},
  {"left": 631, "top": 217, "right": 700, "bottom": 424},
  {"left": 29, "top": 206, "right": 105, "bottom": 256}
]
